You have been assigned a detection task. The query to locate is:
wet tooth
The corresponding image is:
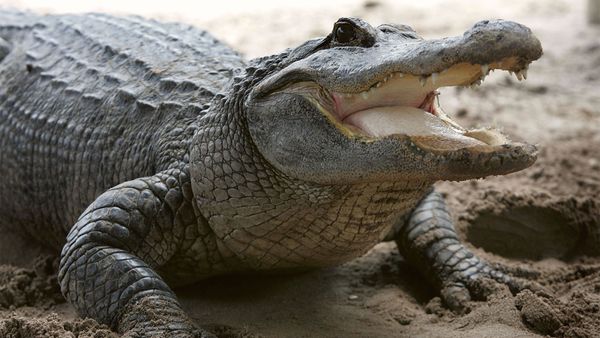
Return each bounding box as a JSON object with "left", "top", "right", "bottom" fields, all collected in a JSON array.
[
  {"left": 419, "top": 76, "right": 427, "bottom": 87},
  {"left": 481, "top": 64, "right": 489, "bottom": 75},
  {"left": 522, "top": 68, "right": 528, "bottom": 80},
  {"left": 431, "top": 72, "right": 439, "bottom": 85}
]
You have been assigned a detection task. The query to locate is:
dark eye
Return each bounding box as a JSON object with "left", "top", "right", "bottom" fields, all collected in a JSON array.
[{"left": 334, "top": 22, "right": 356, "bottom": 43}]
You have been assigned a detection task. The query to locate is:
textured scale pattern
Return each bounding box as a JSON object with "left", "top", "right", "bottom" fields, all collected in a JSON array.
[
  {"left": 193, "top": 104, "right": 431, "bottom": 269},
  {"left": 0, "top": 11, "right": 242, "bottom": 248}
]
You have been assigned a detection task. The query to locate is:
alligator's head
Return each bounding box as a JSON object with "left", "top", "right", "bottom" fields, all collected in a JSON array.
[{"left": 244, "top": 18, "right": 542, "bottom": 184}]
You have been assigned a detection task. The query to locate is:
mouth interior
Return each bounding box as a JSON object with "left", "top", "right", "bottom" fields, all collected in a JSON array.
[{"left": 300, "top": 57, "right": 530, "bottom": 151}]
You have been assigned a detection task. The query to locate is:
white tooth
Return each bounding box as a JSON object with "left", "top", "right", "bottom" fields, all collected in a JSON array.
[
  {"left": 345, "top": 93, "right": 352, "bottom": 98},
  {"left": 471, "top": 79, "right": 482, "bottom": 87},
  {"left": 361, "top": 92, "right": 369, "bottom": 99},
  {"left": 397, "top": 72, "right": 404, "bottom": 78},
  {"left": 516, "top": 71, "right": 523, "bottom": 81},
  {"left": 522, "top": 68, "right": 528, "bottom": 80},
  {"left": 431, "top": 72, "right": 439, "bottom": 85},
  {"left": 481, "top": 64, "right": 489, "bottom": 75},
  {"left": 419, "top": 76, "right": 428, "bottom": 87},
  {"left": 441, "top": 68, "right": 449, "bottom": 74},
  {"left": 375, "top": 82, "right": 383, "bottom": 88}
]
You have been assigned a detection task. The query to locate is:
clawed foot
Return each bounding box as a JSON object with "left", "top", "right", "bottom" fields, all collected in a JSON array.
[
  {"left": 122, "top": 324, "right": 217, "bottom": 338},
  {"left": 118, "top": 293, "right": 217, "bottom": 338},
  {"left": 438, "top": 256, "right": 546, "bottom": 312}
]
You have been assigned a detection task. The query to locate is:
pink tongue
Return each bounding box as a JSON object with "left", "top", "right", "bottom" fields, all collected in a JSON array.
[{"left": 344, "top": 106, "right": 485, "bottom": 145}]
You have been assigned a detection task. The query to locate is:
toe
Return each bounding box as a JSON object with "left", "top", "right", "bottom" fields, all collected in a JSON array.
[{"left": 441, "top": 282, "right": 471, "bottom": 312}]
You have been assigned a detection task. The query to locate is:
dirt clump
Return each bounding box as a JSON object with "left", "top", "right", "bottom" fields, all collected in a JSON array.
[
  {"left": 0, "top": 312, "right": 117, "bottom": 338},
  {"left": 0, "top": 256, "right": 63, "bottom": 310}
]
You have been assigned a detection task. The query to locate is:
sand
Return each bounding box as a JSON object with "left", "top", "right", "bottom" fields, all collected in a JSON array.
[{"left": 0, "top": 0, "right": 599, "bottom": 337}]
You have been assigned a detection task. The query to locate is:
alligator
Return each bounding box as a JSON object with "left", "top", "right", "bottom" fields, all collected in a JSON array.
[{"left": 0, "top": 10, "right": 542, "bottom": 337}]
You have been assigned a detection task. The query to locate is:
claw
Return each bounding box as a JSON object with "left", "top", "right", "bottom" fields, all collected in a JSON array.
[{"left": 441, "top": 282, "right": 471, "bottom": 313}]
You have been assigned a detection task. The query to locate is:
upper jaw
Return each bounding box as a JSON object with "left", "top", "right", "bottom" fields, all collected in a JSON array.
[{"left": 253, "top": 19, "right": 542, "bottom": 98}]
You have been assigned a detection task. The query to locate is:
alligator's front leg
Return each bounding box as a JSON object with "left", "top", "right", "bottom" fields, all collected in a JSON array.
[
  {"left": 58, "top": 169, "right": 214, "bottom": 338},
  {"left": 393, "top": 190, "right": 530, "bottom": 311}
]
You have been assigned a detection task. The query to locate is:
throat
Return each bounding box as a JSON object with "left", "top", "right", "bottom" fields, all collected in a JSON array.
[{"left": 206, "top": 177, "right": 432, "bottom": 271}]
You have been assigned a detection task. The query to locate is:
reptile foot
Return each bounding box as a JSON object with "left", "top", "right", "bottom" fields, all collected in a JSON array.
[
  {"left": 123, "top": 328, "right": 216, "bottom": 338},
  {"left": 439, "top": 259, "right": 546, "bottom": 312},
  {"left": 394, "top": 191, "right": 548, "bottom": 313}
]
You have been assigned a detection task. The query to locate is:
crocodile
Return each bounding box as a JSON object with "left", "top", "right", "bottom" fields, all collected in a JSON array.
[{"left": 0, "top": 10, "right": 542, "bottom": 337}]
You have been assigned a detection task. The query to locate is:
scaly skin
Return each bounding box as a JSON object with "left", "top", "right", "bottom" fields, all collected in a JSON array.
[{"left": 0, "top": 11, "right": 542, "bottom": 337}]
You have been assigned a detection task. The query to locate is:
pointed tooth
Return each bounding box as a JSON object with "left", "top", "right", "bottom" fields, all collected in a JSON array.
[
  {"left": 516, "top": 71, "right": 523, "bottom": 81},
  {"left": 522, "top": 68, "right": 528, "bottom": 80},
  {"left": 397, "top": 72, "right": 404, "bottom": 78},
  {"left": 431, "top": 72, "right": 439, "bottom": 85},
  {"left": 375, "top": 82, "right": 383, "bottom": 88},
  {"left": 481, "top": 64, "right": 489, "bottom": 75},
  {"left": 361, "top": 92, "right": 369, "bottom": 99},
  {"left": 441, "top": 68, "right": 449, "bottom": 74},
  {"left": 419, "top": 76, "right": 428, "bottom": 87}
]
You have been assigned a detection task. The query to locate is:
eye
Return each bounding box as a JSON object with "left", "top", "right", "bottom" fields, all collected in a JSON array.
[{"left": 334, "top": 22, "right": 356, "bottom": 44}]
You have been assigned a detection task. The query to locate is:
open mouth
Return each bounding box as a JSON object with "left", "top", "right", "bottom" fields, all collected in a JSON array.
[{"left": 283, "top": 57, "right": 530, "bottom": 152}]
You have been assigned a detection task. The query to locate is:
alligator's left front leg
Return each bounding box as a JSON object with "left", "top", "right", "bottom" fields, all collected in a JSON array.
[{"left": 392, "top": 189, "right": 532, "bottom": 311}]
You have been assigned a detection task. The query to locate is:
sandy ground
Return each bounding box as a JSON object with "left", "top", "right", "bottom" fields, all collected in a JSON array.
[{"left": 0, "top": 0, "right": 599, "bottom": 337}]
